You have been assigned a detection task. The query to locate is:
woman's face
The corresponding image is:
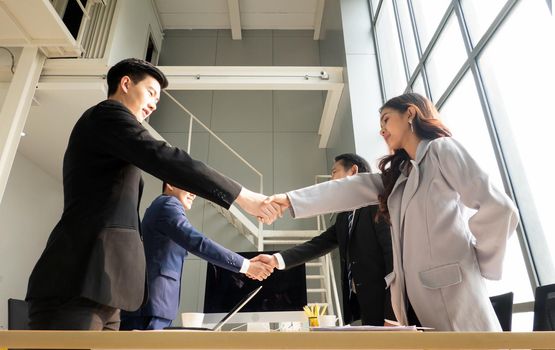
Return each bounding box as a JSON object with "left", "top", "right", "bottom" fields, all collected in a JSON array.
[{"left": 379, "top": 107, "right": 412, "bottom": 150}]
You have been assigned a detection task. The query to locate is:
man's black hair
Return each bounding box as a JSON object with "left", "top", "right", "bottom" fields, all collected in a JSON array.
[
  {"left": 106, "top": 58, "right": 168, "bottom": 97},
  {"left": 334, "top": 153, "right": 371, "bottom": 173}
]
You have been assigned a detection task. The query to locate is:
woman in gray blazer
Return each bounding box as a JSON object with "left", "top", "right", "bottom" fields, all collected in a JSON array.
[{"left": 270, "top": 93, "right": 518, "bottom": 331}]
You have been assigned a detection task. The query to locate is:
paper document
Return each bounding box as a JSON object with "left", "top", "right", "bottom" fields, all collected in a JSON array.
[{"left": 310, "top": 325, "right": 418, "bottom": 331}]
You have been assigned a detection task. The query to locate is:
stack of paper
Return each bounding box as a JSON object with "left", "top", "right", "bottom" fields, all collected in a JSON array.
[{"left": 310, "top": 325, "right": 419, "bottom": 331}]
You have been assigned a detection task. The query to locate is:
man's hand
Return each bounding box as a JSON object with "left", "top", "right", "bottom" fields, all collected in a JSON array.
[
  {"left": 234, "top": 188, "right": 282, "bottom": 225},
  {"left": 264, "top": 193, "right": 291, "bottom": 213},
  {"left": 245, "top": 260, "right": 274, "bottom": 281},
  {"left": 251, "top": 254, "right": 278, "bottom": 269}
]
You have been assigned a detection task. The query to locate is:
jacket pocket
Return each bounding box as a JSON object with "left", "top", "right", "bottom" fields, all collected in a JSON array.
[
  {"left": 81, "top": 227, "right": 146, "bottom": 310},
  {"left": 419, "top": 263, "right": 462, "bottom": 289},
  {"left": 160, "top": 267, "right": 180, "bottom": 281}
]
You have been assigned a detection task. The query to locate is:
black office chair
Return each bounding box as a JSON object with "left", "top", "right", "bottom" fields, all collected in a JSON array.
[
  {"left": 7, "top": 298, "right": 30, "bottom": 330},
  {"left": 533, "top": 283, "right": 555, "bottom": 331},
  {"left": 489, "top": 292, "right": 513, "bottom": 331}
]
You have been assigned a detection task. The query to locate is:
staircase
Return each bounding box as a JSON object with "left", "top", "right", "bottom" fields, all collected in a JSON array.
[{"left": 163, "top": 90, "right": 343, "bottom": 325}]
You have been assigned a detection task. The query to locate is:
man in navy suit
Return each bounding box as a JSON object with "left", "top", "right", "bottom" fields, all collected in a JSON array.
[{"left": 120, "top": 182, "right": 272, "bottom": 330}]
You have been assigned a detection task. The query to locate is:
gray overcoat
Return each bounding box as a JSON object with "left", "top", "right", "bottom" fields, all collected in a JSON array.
[{"left": 287, "top": 138, "right": 519, "bottom": 331}]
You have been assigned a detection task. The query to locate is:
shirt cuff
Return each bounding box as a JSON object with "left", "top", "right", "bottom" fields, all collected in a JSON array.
[
  {"left": 274, "top": 253, "right": 286, "bottom": 270},
  {"left": 240, "top": 259, "right": 250, "bottom": 274}
]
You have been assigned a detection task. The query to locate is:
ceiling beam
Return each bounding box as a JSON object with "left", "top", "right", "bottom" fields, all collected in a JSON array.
[
  {"left": 40, "top": 62, "right": 344, "bottom": 148},
  {"left": 227, "top": 0, "right": 242, "bottom": 40},
  {"left": 313, "top": 0, "right": 325, "bottom": 40}
]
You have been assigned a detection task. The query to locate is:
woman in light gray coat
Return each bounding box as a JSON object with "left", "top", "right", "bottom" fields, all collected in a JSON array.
[{"left": 270, "top": 93, "right": 519, "bottom": 331}]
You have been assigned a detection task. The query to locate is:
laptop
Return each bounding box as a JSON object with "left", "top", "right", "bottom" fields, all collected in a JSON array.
[{"left": 165, "top": 285, "right": 263, "bottom": 331}]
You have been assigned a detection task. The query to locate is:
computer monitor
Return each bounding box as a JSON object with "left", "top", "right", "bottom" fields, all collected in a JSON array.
[{"left": 203, "top": 251, "right": 307, "bottom": 314}]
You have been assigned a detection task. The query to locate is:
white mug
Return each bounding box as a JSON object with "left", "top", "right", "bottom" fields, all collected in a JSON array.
[
  {"left": 181, "top": 312, "right": 204, "bottom": 328},
  {"left": 318, "top": 315, "right": 337, "bottom": 327}
]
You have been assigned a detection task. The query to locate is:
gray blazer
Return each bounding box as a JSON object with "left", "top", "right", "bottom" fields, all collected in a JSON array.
[{"left": 287, "top": 138, "right": 519, "bottom": 331}]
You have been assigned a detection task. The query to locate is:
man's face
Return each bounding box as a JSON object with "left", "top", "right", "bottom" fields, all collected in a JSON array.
[
  {"left": 120, "top": 75, "right": 161, "bottom": 123},
  {"left": 175, "top": 189, "right": 196, "bottom": 210},
  {"left": 330, "top": 160, "right": 356, "bottom": 180}
]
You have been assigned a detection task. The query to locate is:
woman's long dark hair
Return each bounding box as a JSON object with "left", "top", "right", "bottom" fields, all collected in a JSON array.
[{"left": 376, "top": 93, "right": 451, "bottom": 224}]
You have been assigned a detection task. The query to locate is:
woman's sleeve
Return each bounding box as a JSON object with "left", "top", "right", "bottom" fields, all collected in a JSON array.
[
  {"left": 435, "top": 138, "right": 519, "bottom": 280},
  {"left": 286, "top": 173, "right": 384, "bottom": 219}
]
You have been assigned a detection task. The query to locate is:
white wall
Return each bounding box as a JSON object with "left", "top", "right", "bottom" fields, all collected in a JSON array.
[
  {"left": 104, "top": 0, "right": 163, "bottom": 65},
  {"left": 0, "top": 152, "right": 63, "bottom": 329}
]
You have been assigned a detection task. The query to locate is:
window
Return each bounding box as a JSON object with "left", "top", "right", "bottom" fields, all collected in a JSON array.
[
  {"left": 461, "top": 0, "right": 509, "bottom": 47},
  {"left": 425, "top": 14, "right": 467, "bottom": 100},
  {"left": 375, "top": 0, "right": 406, "bottom": 99},
  {"left": 411, "top": 73, "right": 426, "bottom": 95},
  {"left": 479, "top": 0, "right": 555, "bottom": 283},
  {"left": 370, "top": 0, "right": 555, "bottom": 329},
  {"left": 411, "top": 0, "right": 451, "bottom": 51},
  {"left": 396, "top": 0, "right": 420, "bottom": 75}
]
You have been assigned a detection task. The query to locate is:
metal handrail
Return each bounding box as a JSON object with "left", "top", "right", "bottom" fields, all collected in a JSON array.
[
  {"left": 162, "top": 90, "right": 264, "bottom": 244},
  {"left": 315, "top": 174, "right": 343, "bottom": 325}
]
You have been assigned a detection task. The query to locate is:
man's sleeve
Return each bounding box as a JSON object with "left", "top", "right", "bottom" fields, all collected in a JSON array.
[
  {"left": 94, "top": 103, "right": 241, "bottom": 208},
  {"left": 278, "top": 223, "right": 339, "bottom": 270},
  {"left": 159, "top": 199, "right": 246, "bottom": 273}
]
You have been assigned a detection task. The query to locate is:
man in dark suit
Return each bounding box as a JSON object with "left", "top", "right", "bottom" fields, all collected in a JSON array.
[
  {"left": 26, "top": 58, "right": 277, "bottom": 330},
  {"left": 120, "top": 183, "right": 271, "bottom": 330},
  {"left": 253, "top": 154, "right": 394, "bottom": 325}
]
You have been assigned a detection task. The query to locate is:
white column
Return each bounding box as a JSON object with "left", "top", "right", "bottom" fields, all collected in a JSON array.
[
  {"left": 0, "top": 46, "right": 45, "bottom": 203},
  {"left": 340, "top": 0, "right": 387, "bottom": 166}
]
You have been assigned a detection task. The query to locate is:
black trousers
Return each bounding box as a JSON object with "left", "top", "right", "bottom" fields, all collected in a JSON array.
[
  {"left": 28, "top": 297, "right": 120, "bottom": 330},
  {"left": 406, "top": 300, "right": 422, "bottom": 327}
]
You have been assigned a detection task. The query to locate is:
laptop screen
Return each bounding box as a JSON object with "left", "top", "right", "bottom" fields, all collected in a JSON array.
[{"left": 211, "top": 285, "right": 263, "bottom": 331}]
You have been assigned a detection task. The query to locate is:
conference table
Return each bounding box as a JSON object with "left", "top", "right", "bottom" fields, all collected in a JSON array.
[{"left": 1, "top": 330, "right": 555, "bottom": 350}]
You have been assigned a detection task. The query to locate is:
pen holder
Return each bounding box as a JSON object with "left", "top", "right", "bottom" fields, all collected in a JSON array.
[{"left": 308, "top": 316, "right": 319, "bottom": 327}]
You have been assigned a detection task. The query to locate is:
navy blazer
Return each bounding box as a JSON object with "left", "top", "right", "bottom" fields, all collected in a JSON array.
[{"left": 124, "top": 195, "right": 246, "bottom": 321}]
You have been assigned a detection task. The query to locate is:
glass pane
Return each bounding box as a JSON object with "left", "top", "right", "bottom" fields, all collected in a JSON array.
[
  {"left": 411, "top": 72, "right": 426, "bottom": 96},
  {"left": 425, "top": 14, "right": 467, "bottom": 100},
  {"left": 479, "top": 0, "right": 555, "bottom": 281},
  {"left": 411, "top": 0, "right": 451, "bottom": 51},
  {"left": 376, "top": 0, "right": 407, "bottom": 99},
  {"left": 396, "top": 0, "right": 420, "bottom": 75},
  {"left": 439, "top": 73, "right": 534, "bottom": 304},
  {"left": 371, "top": 0, "right": 381, "bottom": 17},
  {"left": 461, "top": 0, "right": 508, "bottom": 47}
]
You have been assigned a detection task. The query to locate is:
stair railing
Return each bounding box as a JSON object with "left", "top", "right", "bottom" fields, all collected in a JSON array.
[
  {"left": 315, "top": 174, "right": 343, "bottom": 326},
  {"left": 163, "top": 90, "right": 264, "bottom": 248}
]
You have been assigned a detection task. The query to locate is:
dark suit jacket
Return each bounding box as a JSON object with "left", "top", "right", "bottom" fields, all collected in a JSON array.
[
  {"left": 26, "top": 100, "right": 242, "bottom": 311},
  {"left": 280, "top": 205, "right": 393, "bottom": 325},
  {"left": 121, "top": 195, "right": 245, "bottom": 322}
]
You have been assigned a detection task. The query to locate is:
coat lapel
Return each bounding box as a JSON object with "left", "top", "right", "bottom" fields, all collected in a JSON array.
[{"left": 399, "top": 140, "right": 432, "bottom": 235}]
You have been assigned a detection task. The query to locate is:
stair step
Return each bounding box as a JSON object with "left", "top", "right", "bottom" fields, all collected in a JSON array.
[
  {"left": 306, "top": 275, "right": 325, "bottom": 280},
  {"left": 307, "top": 288, "right": 327, "bottom": 293},
  {"left": 306, "top": 262, "right": 323, "bottom": 267},
  {"left": 263, "top": 230, "right": 320, "bottom": 238},
  {"left": 264, "top": 239, "right": 308, "bottom": 245},
  {"left": 307, "top": 302, "right": 329, "bottom": 307}
]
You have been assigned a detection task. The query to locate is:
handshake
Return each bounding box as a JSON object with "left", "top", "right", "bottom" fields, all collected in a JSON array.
[
  {"left": 234, "top": 189, "right": 292, "bottom": 225},
  {"left": 245, "top": 254, "right": 279, "bottom": 281}
]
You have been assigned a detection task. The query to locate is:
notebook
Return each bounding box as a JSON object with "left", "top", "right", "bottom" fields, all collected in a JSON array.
[{"left": 165, "top": 285, "right": 263, "bottom": 331}]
